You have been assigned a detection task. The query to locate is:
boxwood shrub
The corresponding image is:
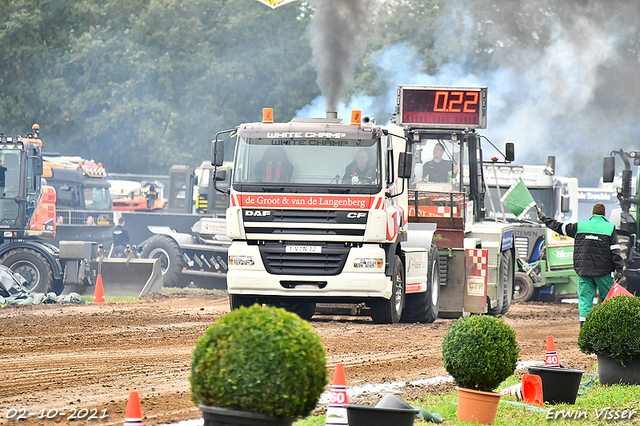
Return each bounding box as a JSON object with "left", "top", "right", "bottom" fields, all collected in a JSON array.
[
  {"left": 578, "top": 295, "right": 640, "bottom": 366},
  {"left": 190, "top": 304, "right": 327, "bottom": 418},
  {"left": 441, "top": 315, "right": 520, "bottom": 392}
]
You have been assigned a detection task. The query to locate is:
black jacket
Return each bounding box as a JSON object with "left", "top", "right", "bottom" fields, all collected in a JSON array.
[
  {"left": 541, "top": 214, "right": 624, "bottom": 277},
  {"left": 112, "top": 225, "right": 129, "bottom": 247}
]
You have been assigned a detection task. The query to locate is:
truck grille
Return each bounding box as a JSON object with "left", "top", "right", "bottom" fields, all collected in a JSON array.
[
  {"left": 258, "top": 242, "right": 350, "bottom": 275},
  {"left": 243, "top": 209, "right": 366, "bottom": 238}
]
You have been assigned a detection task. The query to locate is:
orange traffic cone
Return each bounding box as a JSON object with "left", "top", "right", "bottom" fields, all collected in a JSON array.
[
  {"left": 605, "top": 282, "right": 633, "bottom": 301},
  {"left": 325, "top": 363, "right": 348, "bottom": 426},
  {"left": 123, "top": 391, "right": 143, "bottom": 426},
  {"left": 92, "top": 273, "right": 107, "bottom": 305},
  {"left": 522, "top": 374, "right": 543, "bottom": 406},
  {"left": 545, "top": 335, "right": 560, "bottom": 367}
]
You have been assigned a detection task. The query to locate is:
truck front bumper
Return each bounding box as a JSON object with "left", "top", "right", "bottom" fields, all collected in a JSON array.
[{"left": 227, "top": 241, "right": 393, "bottom": 299}]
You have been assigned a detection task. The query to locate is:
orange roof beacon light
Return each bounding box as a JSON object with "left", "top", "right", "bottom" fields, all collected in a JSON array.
[
  {"left": 350, "top": 110, "right": 362, "bottom": 125},
  {"left": 262, "top": 108, "right": 274, "bottom": 123}
]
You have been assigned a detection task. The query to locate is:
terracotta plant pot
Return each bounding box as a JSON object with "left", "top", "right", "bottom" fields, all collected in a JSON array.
[
  {"left": 597, "top": 355, "right": 640, "bottom": 386},
  {"left": 199, "top": 405, "right": 294, "bottom": 426},
  {"left": 456, "top": 387, "right": 501, "bottom": 424}
]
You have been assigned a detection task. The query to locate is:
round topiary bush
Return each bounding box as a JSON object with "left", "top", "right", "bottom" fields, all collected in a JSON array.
[
  {"left": 441, "top": 315, "right": 520, "bottom": 392},
  {"left": 190, "top": 304, "right": 328, "bottom": 418},
  {"left": 578, "top": 295, "right": 640, "bottom": 366}
]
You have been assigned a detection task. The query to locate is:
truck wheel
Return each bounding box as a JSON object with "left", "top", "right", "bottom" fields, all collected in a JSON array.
[
  {"left": 500, "top": 250, "right": 514, "bottom": 315},
  {"left": 229, "top": 294, "right": 258, "bottom": 310},
  {"left": 371, "top": 255, "right": 405, "bottom": 324},
  {"left": 488, "top": 252, "right": 506, "bottom": 316},
  {"left": 140, "top": 235, "right": 185, "bottom": 288},
  {"left": 402, "top": 243, "right": 440, "bottom": 323},
  {"left": 0, "top": 248, "right": 53, "bottom": 294},
  {"left": 514, "top": 271, "right": 536, "bottom": 302}
]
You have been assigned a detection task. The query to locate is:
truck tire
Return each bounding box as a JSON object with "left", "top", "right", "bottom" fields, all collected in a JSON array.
[
  {"left": 370, "top": 255, "right": 405, "bottom": 324},
  {"left": 402, "top": 243, "right": 440, "bottom": 323},
  {"left": 141, "top": 235, "right": 185, "bottom": 288},
  {"left": 500, "top": 250, "right": 514, "bottom": 315},
  {"left": 488, "top": 252, "right": 506, "bottom": 316},
  {"left": 0, "top": 248, "right": 53, "bottom": 294},
  {"left": 514, "top": 271, "right": 536, "bottom": 302}
]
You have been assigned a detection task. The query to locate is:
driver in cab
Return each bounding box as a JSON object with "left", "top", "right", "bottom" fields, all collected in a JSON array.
[
  {"left": 421, "top": 143, "right": 454, "bottom": 183},
  {"left": 342, "top": 149, "right": 375, "bottom": 184}
]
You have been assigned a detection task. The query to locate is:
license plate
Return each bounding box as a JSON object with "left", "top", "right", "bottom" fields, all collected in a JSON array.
[{"left": 285, "top": 245, "right": 322, "bottom": 253}]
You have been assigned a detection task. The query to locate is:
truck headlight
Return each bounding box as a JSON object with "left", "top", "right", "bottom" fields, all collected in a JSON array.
[
  {"left": 353, "top": 258, "right": 383, "bottom": 269},
  {"left": 229, "top": 255, "right": 255, "bottom": 267}
]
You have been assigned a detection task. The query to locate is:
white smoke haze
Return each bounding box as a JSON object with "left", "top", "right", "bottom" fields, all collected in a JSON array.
[{"left": 300, "top": 0, "right": 640, "bottom": 185}]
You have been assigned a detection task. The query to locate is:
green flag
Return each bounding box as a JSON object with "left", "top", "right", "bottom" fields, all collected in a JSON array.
[{"left": 500, "top": 178, "right": 537, "bottom": 219}]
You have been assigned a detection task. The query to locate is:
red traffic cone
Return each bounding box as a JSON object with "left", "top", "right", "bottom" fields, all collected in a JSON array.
[
  {"left": 605, "top": 282, "right": 633, "bottom": 301},
  {"left": 522, "top": 374, "right": 543, "bottom": 407},
  {"left": 545, "top": 335, "right": 560, "bottom": 367},
  {"left": 123, "top": 391, "right": 143, "bottom": 426},
  {"left": 92, "top": 273, "right": 107, "bottom": 305},
  {"left": 325, "top": 363, "right": 348, "bottom": 425}
]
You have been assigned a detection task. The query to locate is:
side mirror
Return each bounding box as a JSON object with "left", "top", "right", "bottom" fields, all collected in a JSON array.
[
  {"left": 603, "top": 156, "right": 615, "bottom": 183},
  {"left": 505, "top": 142, "right": 515, "bottom": 162},
  {"left": 215, "top": 168, "right": 227, "bottom": 182},
  {"left": 398, "top": 152, "right": 412, "bottom": 179},
  {"left": 561, "top": 195, "right": 570, "bottom": 212},
  {"left": 212, "top": 140, "right": 224, "bottom": 167}
]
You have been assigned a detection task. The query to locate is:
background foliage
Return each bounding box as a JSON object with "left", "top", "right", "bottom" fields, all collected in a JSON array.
[{"left": 3, "top": 0, "right": 640, "bottom": 182}]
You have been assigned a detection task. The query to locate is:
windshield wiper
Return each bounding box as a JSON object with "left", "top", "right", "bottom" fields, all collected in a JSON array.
[{"left": 327, "top": 187, "right": 351, "bottom": 194}]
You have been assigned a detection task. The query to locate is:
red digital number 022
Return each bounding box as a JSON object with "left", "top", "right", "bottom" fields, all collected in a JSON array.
[{"left": 433, "top": 91, "right": 479, "bottom": 113}]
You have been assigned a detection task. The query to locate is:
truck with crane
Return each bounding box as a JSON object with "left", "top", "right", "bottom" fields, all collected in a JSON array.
[{"left": 212, "top": 85, "right": 516, "bottom": 323}]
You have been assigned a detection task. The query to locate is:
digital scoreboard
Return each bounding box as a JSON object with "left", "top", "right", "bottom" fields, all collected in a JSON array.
[{"left": 396, "top": 85, "right": 487, "bottom": 129}]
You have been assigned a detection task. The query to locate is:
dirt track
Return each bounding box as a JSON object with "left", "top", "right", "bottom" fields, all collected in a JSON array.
[{"left": 0, "top": 291, "right": 594, "bottom": 425}]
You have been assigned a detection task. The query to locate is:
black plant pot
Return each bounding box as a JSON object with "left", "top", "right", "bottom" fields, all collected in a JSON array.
[
  {"left": 199, "top": 405, "right": 294, "bottom": 426},
  {"left": 597, "top": 355, "right": 640, "bottom": 385},
  {"left": 345, "top": 404, "right": 419, "bottom": 426},
  {"left": 528, "top": 366, "right": 584, "bottom": 404}
]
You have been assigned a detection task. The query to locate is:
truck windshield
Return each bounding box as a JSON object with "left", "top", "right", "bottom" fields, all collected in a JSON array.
[
  {"left": 410, "top": 139, "right": 460, "bottom": 191},
  {"left": 0, "top": 151, "right": 21, "bottom": 199},
  {"left": 233, "top": 137, "right": 381, "bottom": 187},
  {"left": 0, "top": 150, "right": 21, "bottom": 225},
  {"left": 84, "top": 187, "right": 112, "bottom": 211}
]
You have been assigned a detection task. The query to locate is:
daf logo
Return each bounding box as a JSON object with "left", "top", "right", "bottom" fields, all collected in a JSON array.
[
  {"left": 245, "top": 210, "right": 271, "bottom": 217},
  {"left": 347, "top": 212, "right": 367, "bottom": 219}
]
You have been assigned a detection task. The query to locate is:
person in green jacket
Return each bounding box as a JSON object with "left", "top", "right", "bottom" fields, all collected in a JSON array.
[{"left": 537, "top": 203, "right": 624, "bottom": 327}]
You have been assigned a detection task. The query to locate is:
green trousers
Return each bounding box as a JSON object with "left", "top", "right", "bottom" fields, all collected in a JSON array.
[{"left": 578, "top": 274, "right": 614, "bottom": 321}]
